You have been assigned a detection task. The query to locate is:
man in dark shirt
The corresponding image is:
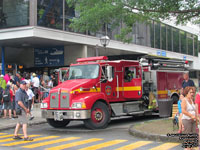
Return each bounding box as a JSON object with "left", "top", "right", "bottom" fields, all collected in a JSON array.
[
  {"left": 13, "top": 81, "right": 33, "bottom": 141},
  {"left": 182, "top": 72, "right": 195, "bottom": 89}
]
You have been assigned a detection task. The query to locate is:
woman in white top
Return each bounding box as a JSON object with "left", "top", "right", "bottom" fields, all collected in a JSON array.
[{"left": 181, "top": 86, "right": 196, "bottom": 134}]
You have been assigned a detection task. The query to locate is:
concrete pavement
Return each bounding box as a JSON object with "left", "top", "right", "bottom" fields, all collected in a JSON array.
[
  {"left": 0, "top": 104, "right": 181, "bottom": 143},
  {"left": 0, "top": 103, "right": 46, "bottom": 131}
]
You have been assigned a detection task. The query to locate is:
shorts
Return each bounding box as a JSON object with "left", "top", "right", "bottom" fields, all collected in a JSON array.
[
  {"left": 28, "top": 100, "right": 32, "bottom": 111},
  {"left": 12, "top": 100, "right": 16, "bottom": 110},
  {"left": 17, "top": 111, "right": 28, "bottom": 124},
  {"left": 182, "top": 119, "right": 196, "bottom": 133},
  {"left": 3, "top": 102, "right": 12, "bottom": 110}
]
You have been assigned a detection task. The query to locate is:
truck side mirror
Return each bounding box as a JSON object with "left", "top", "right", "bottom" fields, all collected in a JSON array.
[{"left": 106, "top": 66, "right": 113, "bottom": 82}]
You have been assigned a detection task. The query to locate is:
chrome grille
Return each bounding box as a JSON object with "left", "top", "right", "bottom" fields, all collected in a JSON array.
[
  {"left": 50, "top": 93, "right": 59, "bottom": 108},
  {"left": 60, "top": 93, "right": 69, "bottom": 108}
]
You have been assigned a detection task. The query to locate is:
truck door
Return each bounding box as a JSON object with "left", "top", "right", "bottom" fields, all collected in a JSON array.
[
  {"left": 157, "top": 72, "right": 168, "bottom": 99},
  {"left": 100, "top": 65, "right": 118, "bottom": 100},
  {"left": 123, "top": 66, "right": 142, "bottom": 99},
  {"left": 167, "top": 72, "right": 183, "bottom": 91}
]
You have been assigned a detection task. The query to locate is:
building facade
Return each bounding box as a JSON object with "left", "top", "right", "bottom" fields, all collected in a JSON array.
[{"left": 0, "top": 0, "right": 200, "bottom": 82}]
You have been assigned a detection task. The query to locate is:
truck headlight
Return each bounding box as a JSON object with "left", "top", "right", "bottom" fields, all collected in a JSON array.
[
  {"left": 72, "top": 102, "right": 86, "bottom": 109},
  {"left": 41, "top": 103, "right": 48, "bottom": 108}
]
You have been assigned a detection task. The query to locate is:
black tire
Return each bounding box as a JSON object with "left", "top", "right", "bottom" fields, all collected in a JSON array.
[
  {"left": 84, "top": 101, "right": 110, "bottom": 129},
  {"left": 172, "top": 95, "right": 179, "bottom": 104},
  {"left": 47, "top": 119, "right": 70, "bottom": 128}
]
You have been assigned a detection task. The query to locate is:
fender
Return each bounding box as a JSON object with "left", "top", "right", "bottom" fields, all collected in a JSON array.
[
  {"left": 71, "top": 92, "right": 108, "bottom": 109},
  {"left": 170, "top": 92, "right": 179, "bottom": 99}
]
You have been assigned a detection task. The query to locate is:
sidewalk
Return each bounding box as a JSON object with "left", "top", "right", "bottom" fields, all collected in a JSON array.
[
  {"left": 0, "top": 104, "right": 46, "bottom": 131},
  {"left": 128, "top": 118, "right": 182, "bottom": 143}
]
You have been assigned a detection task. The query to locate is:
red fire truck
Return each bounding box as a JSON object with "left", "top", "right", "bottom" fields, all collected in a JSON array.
[{"left": 41, "top": 56, "right": 188, "bottom": 129}]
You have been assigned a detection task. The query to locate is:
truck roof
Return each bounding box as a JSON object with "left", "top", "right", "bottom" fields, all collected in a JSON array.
[{"left": 72, "top": 56, "right": 140, "bottom": 66}]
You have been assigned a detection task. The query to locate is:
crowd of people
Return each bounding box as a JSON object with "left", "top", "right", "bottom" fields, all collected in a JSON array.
[{"left": 0, "top": 71, "right": 56, "bottom": 119}]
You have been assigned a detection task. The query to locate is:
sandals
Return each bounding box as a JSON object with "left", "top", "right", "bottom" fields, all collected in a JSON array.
[
  {"left": 13, "top": 136, "right": 23, "bottom": 140},
  {"left": 24, "top": 137, "right": 33, "bottom": 141}
]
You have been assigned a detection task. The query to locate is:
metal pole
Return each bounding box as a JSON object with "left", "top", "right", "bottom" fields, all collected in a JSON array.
[
  {"left": 63, "top": 0, "right": 65, "bottom": 30},
  {"left": 1, "top": 46, "right": 5, "bottom": 75}
]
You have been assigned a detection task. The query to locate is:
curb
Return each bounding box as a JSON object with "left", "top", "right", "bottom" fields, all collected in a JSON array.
[
  {"left": 129, "top": 124, "right": 181, "bottom": 143},
  {"left": 0, "top": 120, "right": 47, "bottom": 132}
]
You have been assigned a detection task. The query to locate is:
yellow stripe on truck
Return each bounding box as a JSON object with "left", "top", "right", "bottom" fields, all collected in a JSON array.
[
  {"left": 116, "top": 86, "right": 141, "bottom": 91},
  {"left": 70, "top": 88, "right": 101, "bottom": 94},
  {"left": 157, "top": 90, "right": 179, "bottom": 95}
]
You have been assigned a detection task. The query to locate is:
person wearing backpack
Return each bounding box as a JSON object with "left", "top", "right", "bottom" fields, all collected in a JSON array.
[{"left": 2, "top": 85, "right": 12, "bottom": 119}]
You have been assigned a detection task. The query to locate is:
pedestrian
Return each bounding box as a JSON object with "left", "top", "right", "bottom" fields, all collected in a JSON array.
[
  {"left": 2, "top": 85, "right": 12, "bottom": 119},
  {"left": 13, "top": 80, "right": 33, "bottom": 141},
  {"left": 177, "top": 88, "right": 184, "bottom": 133},
  {"left": 11, "top": 82, "right": 18, "bottom": 118},
  {"left": 0, "top": 74, "right": 6, "bottom": 90},
  {"left": 4, "top": 73, "right": 10, "bottom": 84},
  {"left": 181, "top": 87, "right": 196, "bottom": 132},
  {"left": 14, "top": 73, "right": 21, "bottom": 87},
  {"left": 181, "top": 86, "right": 197, "bottom": 150},
  {"left": 182, "top": 72, "right": 195, "bottom": 89},
  {"left": 25, "top": 83, "right": 34, "bottom": 120},
  {"left": 195, "top": 87, "right": 200, "bottom": 140},
  {"left": 31, "top": 73, "right": 40, "bottom": 103}
]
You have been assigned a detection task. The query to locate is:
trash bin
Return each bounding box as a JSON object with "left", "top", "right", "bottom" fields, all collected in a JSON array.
[{"left": 158, "top": 99, "right": 173, "bottom": 117}]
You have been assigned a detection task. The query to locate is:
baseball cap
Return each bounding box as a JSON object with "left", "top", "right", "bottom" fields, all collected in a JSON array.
[
  {"left": 32, "top": 73, "right": 36, "bottom": 77},
  {"left": 20, "top": 80, "right": 27, "bottom": 85}
]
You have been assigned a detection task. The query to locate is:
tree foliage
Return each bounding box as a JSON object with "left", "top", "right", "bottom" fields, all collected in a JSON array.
[{"left": 66, "top": 0, "right": 200, "bottom": 42}]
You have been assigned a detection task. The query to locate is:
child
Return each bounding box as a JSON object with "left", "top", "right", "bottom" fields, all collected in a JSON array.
[{"left": 178, "top": 89, "right": 184, "bottom": 133}]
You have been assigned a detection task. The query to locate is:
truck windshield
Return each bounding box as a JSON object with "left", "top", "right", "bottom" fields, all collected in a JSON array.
[{"left": 68, "top": 64, "right": 99, "bottom": 79}]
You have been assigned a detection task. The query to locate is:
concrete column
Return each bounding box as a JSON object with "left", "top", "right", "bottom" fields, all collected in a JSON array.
[
  {"left": 83, "top": 45, "right": 88, "bottom": 58},
  {"left": 29, "top": 0, "right": 37, "bottom": 26},
  {"left": 1, "top": 46, "right": 5, "bottom": 75},
  {"left": 64, "top": 45, "right": 89, "bottom": 65}
]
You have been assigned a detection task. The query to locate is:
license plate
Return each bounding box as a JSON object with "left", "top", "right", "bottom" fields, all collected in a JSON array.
[{"left": 54, "top": 111, "right": 64, "bottom": 121}]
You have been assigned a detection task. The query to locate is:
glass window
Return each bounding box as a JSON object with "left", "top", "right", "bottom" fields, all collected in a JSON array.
[
  {"left": 161, "top": 24, "right": 166, "bottom": 50},
  {"left": 37, "top": 0, "right": 63, "bottom": 30},
  {"left": 65, "top": 2, "right": 75, "bottom": 31},
  {"left": 199, "top": 41, "right": 200, "bottom": 53},
  {"left": 172, "top": 28, "right": 179, "bottom": 53},
  {"left": 180, "top": 31, "right": 187, "bottom": 54},
  {"left": 68, "top": 64, "right": 99, "bottom": 80},
  {"left": 194, "top": 35, "right": 198, "bottom": 56},
  {"left": 124, "top": 67, "right": 136, "bottom": 82},
  {"left": 155, "top": 22, "right": 160, "bottom": 49},
  {"left": 187, "top": 33, "right": 193, "bottom": 55},
  {"left": 0, "top": 0, "right": 29, "bottom": 29},
  {"left": 167, "top": 26, "right": 172, "bottom": 51},
  {"left": 149, "top": 21, "right": 154, "bottom": 48}
]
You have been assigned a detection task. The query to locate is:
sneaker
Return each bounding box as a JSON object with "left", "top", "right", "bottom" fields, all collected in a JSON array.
[
  {"left": 24, "top": 137, "right": 33, "bottom": 141},
  {"left": 13, "top": 136, "right": 23, "bottom": 140},
  {"left": 29, "top": 116, "right": 34, "bottom": 120}
]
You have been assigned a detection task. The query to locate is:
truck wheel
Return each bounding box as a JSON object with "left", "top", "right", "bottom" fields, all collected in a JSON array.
[
  {"left": 47, "top": 119, "right": 70, "bottom": 128},
  {"left": 172, "top": 95, "right": 179, "bottom": 104},
  {"left": 84, "top": 101, "right": 110, "bottom": 129}
]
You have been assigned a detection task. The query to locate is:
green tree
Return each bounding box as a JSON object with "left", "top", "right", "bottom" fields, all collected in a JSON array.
[{"left": 66, "top": 0, "right": 200, "bottom": 42}]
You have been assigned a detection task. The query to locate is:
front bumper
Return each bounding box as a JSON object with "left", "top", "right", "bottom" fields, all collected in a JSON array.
[{"left": 41, "top": 109, "right": 91, "bottom": 120}]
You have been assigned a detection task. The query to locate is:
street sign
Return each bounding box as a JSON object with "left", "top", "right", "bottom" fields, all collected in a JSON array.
[
  {"left": 161, "top": 51, "right": 166, "bottom": 57},
  {"left": 157, "top": 50, "right": 161, "bottom": 56},
  {"left": 34, "top": 46, "right": 64, "bottom": 67}
]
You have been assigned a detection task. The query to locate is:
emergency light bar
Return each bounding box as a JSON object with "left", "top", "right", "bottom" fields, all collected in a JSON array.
[{"left": 77, "top": 56, "right": 108, "bottom": 63}]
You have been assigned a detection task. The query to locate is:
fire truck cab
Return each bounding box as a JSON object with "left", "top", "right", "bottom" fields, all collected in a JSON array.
[{"left": 41, "top": 56, "right": 188, "bottom": 129}]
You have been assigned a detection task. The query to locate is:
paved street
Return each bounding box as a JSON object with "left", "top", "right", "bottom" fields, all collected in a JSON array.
[{"left": 0, "top": 116, "right": 184, "bottom": 150}]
